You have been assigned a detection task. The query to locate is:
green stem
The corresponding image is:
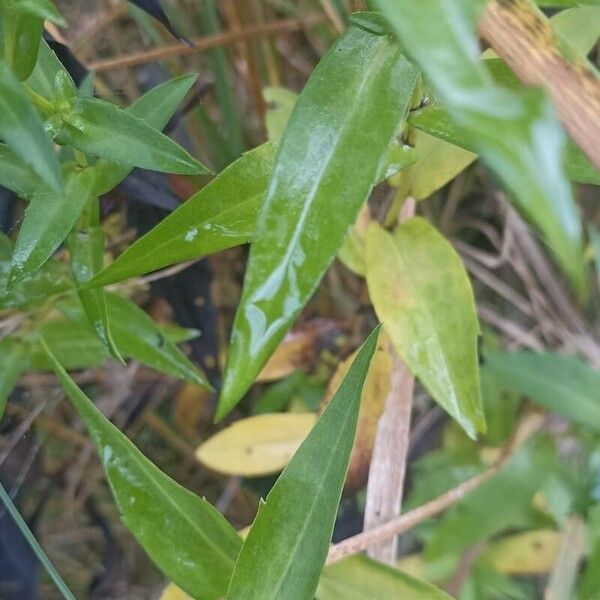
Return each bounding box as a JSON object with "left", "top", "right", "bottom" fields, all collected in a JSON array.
[{"left": 0, "top": 482, "right": 77, "bottom": 600}]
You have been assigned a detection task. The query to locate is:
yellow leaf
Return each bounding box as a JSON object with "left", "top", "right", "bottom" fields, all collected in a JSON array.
[
  {"left": 195, "top": 413, "right": 317, "bottom": 476},
  {"left": 160, "top": 583, "right": 194, "bottom": 600},
  {"left": 321, "top": 332, "right": 392, "bottom": 491}
]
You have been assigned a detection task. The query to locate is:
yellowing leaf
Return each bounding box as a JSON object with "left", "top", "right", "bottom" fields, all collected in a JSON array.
[
  {"left": 195, "top": 413, "right": 317, "bottom": 477},
  {"left": 322, "top": 331, "right": 392, "bottom": 491},
  {"left": 160, "top": 584, "right": 193, "bottom": 600},
  {"left": 365, "top": 219, "right": 484, "bottom": 439},
  {"left": 482, "top": 529, "right": 561, "bottom": 575}
]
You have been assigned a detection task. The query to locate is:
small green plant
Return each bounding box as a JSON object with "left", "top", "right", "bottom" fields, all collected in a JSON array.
[{"left": 1, "top": 1, "right": 599, "bottom": 599}]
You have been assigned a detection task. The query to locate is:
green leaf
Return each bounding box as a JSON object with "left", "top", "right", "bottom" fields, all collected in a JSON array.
[
  {"left": 374, "top": 0, "right": 587, "bottom": 297},
  {"left": 484, "top": 351, "right": 600, "bottom": 430},
  {"left": 263, "top": 87, "right": 298, "bottom": 140},
  {"left": 365, "top": 219, "right": 484, "bottom": 439},
  {"left": 409, "top": 105, "right": 600, "bottom": 186},
  {"left": 68, "top": 199, "right": 123, "bottom": 361},
  {"left": 0, "top": 338, "right": 27, "bottom": 421},
  {"left": 89, "top": 141, "right": 275, "bottom": 287},
  {"left": 26, "top": 39, "right": 76, "bottom": 102},
  {"left": 57, "top": 97, "right": 211, "bottom": 176},
  {"left": 217, "top": 24, "right": 419, "bottom": 420},
  {"left": 43, "top": 342, "right": 242, "bottom": 600},
  {"left": 106, "top": 293, "right": 211, "bottom": 389},
  {"left": 551, "top": 5, "right": 600, "bottom": 56},
  {"left": 0, "top": 60, "right": 62, "bottom": 193},
  {"left": 10, "top": 167, "right": 96, "bottom": 284},
  {"left": 0, "top": 143, "right": 42, "bottom": 199},
  {"left": 93, "top": 74, "right": 199, "bottom": 195},
  {"left": 317, "top": 555, "right": 452, "bottom": 600},
  {"left": 226, "top": 327, "right": 379, "bottom": 600}
]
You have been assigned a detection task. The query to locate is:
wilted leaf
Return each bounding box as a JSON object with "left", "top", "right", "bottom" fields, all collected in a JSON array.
[
  {"left": 44, "top": 343, "right": 241, "bottom": 600},
  {"left": 218, "top": 25, "right": 419, "bottom": 420},
  {"left": 0, "top": 61, "right": 62, "bottom": 193},
  {"left": 10, "top": 167, "right": 96, "bottom": 284},
  {"left": 226, "top": 327, "right": 379, "bottom": 600},
  {"left": 321, "top": 332, "right": 392, "bottom": 491},
  {"left": 485, "top": 351, "right": 600, "bottom": 430},
  {"left": 196, "top": 413, "right": 317, "bottom": 477},
  {"left": 89, "top": 142, "right": 276, "bottom": 288},
  {"left": 365, "top": 219, "right": 484, "bottom": 439},
  {"left": 58, "top": 97, "right": 210, "bottom": 176},
  {"left": 375, "top": 0, "right": 587, "bottom": 296},
  {"left": 317, "top": 555, "right": 452, "bottom": 600}
]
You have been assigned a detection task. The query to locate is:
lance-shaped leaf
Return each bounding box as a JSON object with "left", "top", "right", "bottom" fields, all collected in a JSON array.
[
  {"left": 2, "top": 0, "right": 66, "bottom": 80},
  {"left": 90, "top": 142, "right": 276, "bottom": 287},
  {"left": 317, "top": 555, "right": 453, "bottom": 600},
  {"left": 374, "top": 0, "right": 587, "bottom": 296},
  {"left": 485, "top": 351, "right": 600, "bottom": 430},
  {"left": 68, "top": 200, "right": 123, "bottom": 361},
  {"left": 127, "top": 0, "right": 186, "bottom": 42},
  {"left": 94, "top": 74, "right": 198, "bottom": 196},
  {"left": 106, "top": 293, "right": 211, "bottom": 389},
  {"left": 58, "top": 97, "right": 210, "bottom": 176},
  {"left": 226, "top": 327, "right": 379, "bottom": 600},
  {"left": 0, "top": 61, "right": 62, "bottom": 193},
  {"left": 0, "top": 338, "right": 27, "bottom": 421},
  {"left": 217, "top": 25, "right": 419, "bottom": 420},
  {"left": 365, "top": 219, "right": 484, "bottom": 439},
  {"left": 10, "top": 167, "right": 96, "bottom": 284},
  {"left": 26, "top": 39, "right": 77, "bottom": 102},
  {"left": 43, "top": 342, "right": 241, "bottom": 600},
  {"left": 0, "top": 143, "right": 42, "bottom": 199}
]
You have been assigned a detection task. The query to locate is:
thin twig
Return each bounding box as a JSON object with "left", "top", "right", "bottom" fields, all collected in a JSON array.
[
  {"left": 87, "top": 14, "right": 327, "bottom": 71},
  {"left": 327, "top": 412, "right": 544, "bottom": 565}
]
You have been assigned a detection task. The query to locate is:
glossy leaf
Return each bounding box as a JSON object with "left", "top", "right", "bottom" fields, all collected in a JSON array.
[
  {"left": 226, "top": 327, "right": 379, "bottom": 600},
  {"left": 0, "top": 143, "right": 42, "bottom": 199},
  {"left": 58, "top": 97, "right": 210, "bottom": 176},
  {"left": 44, "top": 343, "right": 242, "bottom": 600},
  {"left": 26, "top": 39, "right": 76, "bottom": 102},
  {"left": 196, "top": 413, "right": 317, "bottom": 477},
  {"left": 10, "top": 167, "right": 96, "bottom": 284},
  {"left": 89, "top": 142, "right": 276, "bottom": 287},
  {"left": 485, "top": 351, "right": 600, "bottom": 430},
  {"left": 374, "top": 0, "right": 587, "bottom": 296},
  {"left": 94, "top": 74, "right": 198, "bottom": 196},
  {"left": 0, "top": 61, "right": 62, "bottom": 193},
  {"left": 317, "top": 555, "right": 452, "bottom": 600},
  {"left": 365, "top": 219, "right": 484, "bottom": 439},
  {"left": 218, "top": 25, "right": 419, "bottom": 420},
  {"left": 68, "top": 202, "right": 123, "bottom": 360},
  {"left": 0, "top": 338, "right": 27, "bottom": 421},
  {"left": 106, "top": 293, "right": 211, "bottom": 389}
]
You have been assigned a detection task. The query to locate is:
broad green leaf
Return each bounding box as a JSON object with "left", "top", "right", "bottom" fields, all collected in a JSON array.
[
  {"left": 217, "top": 25, "right": 419, "bottom": 420},
  {"left": 226, "top": 327, "right": 379, "bottom": 600},
  {"left": 0, "top": 60, "right": 62, "bottom": 192},
  {"left": 106, "top": 293, "right": 211, "bottom": 389},
  {"left": 68, "top": 200, "right": 123, "bottom": 361},
  {"left": 0, "top": 143, "right": 42, "bottom": 199},
  {"left": 43, "top": 342, "right": 242, "bottom": 600},
  {"left": 484, "top": 351, "right": 600, "bottom": 430},
  {"left": 2, "top": 0, "right": 65, "bottom": 80},
  {"left": 317, "top": 555, "right": 452, "bottom": 600},
  {"left": 26, "top": 39, "right": 76, "bottom": 102},
  {"left": 94, "top": 74, "right": 199, "bottom": 195},
  {"left": 10, "top": 167, "right": 96, "bottom": 284},
  {"left": 409, "top": 105, "right": 600, "bottom": 186},
  {"left": 196, "top": 413, "right": 317, "bottom": 477},
  {"left": 374, "top": 0, "right": 587, "bottom": 296},
  {"left": 89, "top": 141, "right": 276, "bottom": 288},
  {"left": 365, "top": 219, "right": 484, "bottom": 439},
  {"left": 57, "top": 97, "right": 210, "bottom": 176},
  {"left": 0, "top": 338, "right": 27, "bottom": 421}
]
